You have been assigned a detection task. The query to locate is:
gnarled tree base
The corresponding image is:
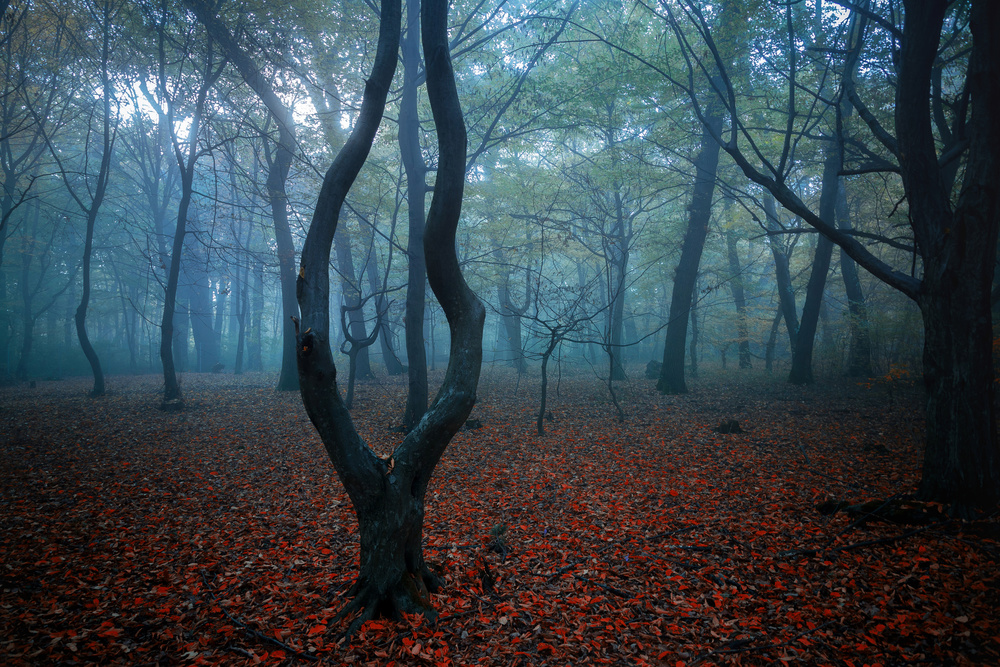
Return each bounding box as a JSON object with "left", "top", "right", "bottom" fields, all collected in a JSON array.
[{"left": 335, "top": 566, "right": 443, "bottom": 636}]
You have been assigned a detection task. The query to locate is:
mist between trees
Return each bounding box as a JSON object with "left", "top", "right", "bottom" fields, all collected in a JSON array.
[
  {"left": 1, "top": 0, "right": 997, "bottom": 516},
  {"left": 1, "top": 0, "right": 928, "bottom": 386}
]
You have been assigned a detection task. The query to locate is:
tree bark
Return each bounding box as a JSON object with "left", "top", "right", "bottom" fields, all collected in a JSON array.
[
  {"left": 903, "top": 0, "right": 1000, "bottom": 513},
  {"left": 294, "top": 0, "right": 483, "bottom": 625},
  {"left": 787, "top": 147, "right": 838, "bottom": 385},
  {"left": 688, "top": 276, "right": 699, "bottom": 379},
  {"left": 658, "top": 113, "right": 722, "bottom": 393},
  {"left": 334, "top": 229, "right": 374, "bottom": 379},
  {"left": 400, "top": 0, "right": 429, "bottom": 428},
  {"left": 762, "top": 194, "right": 799, "bottom": 352}
]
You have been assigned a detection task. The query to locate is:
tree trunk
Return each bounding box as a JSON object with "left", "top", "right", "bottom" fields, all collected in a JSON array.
[
  {"left": 763, "top": 193, "right": 799, "bottom": 351},
  {"left": 66, "top": 1, "right": 116, "bottom": 396},
  {"left": 906, "top": 0, "right": 1000, "bottom": 514},
  {"left": 495, "top": 247, "right": 528, "bottom": 374},
  {"left": 725, "top": 230, "right": 752, "bottom": 369},
  {"left": 76, "top": 209, "right": 105, "bottom": 395},
  {"left": 536, "top": 341, "right": 557, "bottom": 436},
  {"left": 334, "top": 230, "right": 374, "bottom": 379},
  {"left": 788, "top": 149, "right": 837, "bottom": 385},
  {"left": 248, "top": 261, "right": 264, "bottom": 372},
  {"left": 157, "top": 32, "right": 222, "bottom": 406},
  {"left": 658, "top": 113, "right": 722, "bottom": 394},
  {"left": 190, "top": 268, "right": 218, "bottom": 372},
  {"left": 294, "top": 0, "right": 483, "bottom": 625},
  {"left": 836, "top": 183, "right": 873, "bottom": 377},
  {"left": 265, "top": 119, "right": 301, "bottom": 391},
  {"left": 400, "top": 0, "right": 429, "bottom": 428},
  {"left": 16, "top": 228, "right": 35, "bottom": 382},
  {"left": 366, "top": 251, "right": 404, "bottom": 375},
  {"left": 607, "top": 191, "right": 628, "bottom": 381},
  {"left": 233, "top": 266, "right": 247, "bottom": 375},
  {"left": 688, "top": 278, "right": 699, "bottom": 379},
  {"left": 918, "top": 267, "right": 998, "bottom": 513},
  {"left": 184, "top": 0, "right": 301, "bottom": 389},
  {"left": 160, "top": 186, "right": 192, "bottom": 402},
  {"left": 765, "top": 306, "right": 782, "bottom": 372}
]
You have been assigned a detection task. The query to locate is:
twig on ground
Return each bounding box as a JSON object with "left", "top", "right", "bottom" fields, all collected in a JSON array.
[
  {"left": 689, "top": 620, "right": 838, "bottom": 665},
  {"left": 199, "top": 570, "right": 319, "bottom": 662},
  {"left": 573, "top": 573, "right": 629, "bottom": 598},
  {"left": 779, "top": 524, "right": 941, "bottom": 559}
]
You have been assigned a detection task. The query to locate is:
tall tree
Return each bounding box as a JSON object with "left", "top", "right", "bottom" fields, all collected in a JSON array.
[
  {"left": 724, "top": 229, "right": 752, "bottom": 369},
  {"left": 184, "top": 0, "right": 300, "bottom": 390},
  {"left": 41, "top": 0, "right": 121, "bottom": 396},
  {"left": 657, "top": 104, "right": 723, "bottom": 393},
  {"left": 656, "top": 0, "right": 738, "bottom": 394},
  {"left": 762, "top": 193, "right": 799, "bottom": 351},
  {"left": 787, "top": 152, "right": 836, "bottom": 385},
  {"left": 668, "top": 0, "right": 1000, "bottom": 513},
  {"left": 143, "top": 9, "right": 225, "bottom": 408},
  {"left": 294, "top": 0, "right": 484, "bottom": 624},
  {"left": 399, "top": 0, "right": 430, "bottom": 428},
  {"left": 836, "top": 182, "right": 872, "bottom": 377}
]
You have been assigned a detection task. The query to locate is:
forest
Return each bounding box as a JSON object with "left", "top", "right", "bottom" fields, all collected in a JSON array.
[{"left": 2, "top": 0, "right": 999, "bottom": 664}]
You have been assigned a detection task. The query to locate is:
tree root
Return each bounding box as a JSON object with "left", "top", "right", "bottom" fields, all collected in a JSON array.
[
  {"left": 332, "top": 566, "right": 443, "bottom": 638},
  {"left": 816, "top": 497, "right": 949, "bottom": 525}
]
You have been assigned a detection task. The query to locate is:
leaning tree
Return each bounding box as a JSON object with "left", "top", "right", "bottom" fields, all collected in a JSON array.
[{"left": 293, "top": 0, "right": 485, "bottom": 625}]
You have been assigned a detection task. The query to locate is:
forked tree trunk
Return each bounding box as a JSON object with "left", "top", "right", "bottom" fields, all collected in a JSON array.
[{"left": 295, "top": 0, "right": 483, "bottom": 626}]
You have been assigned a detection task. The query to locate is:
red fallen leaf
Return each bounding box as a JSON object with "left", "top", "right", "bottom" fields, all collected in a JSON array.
[
  {"left": 98, "top": 627, "right": 121, "bottom": 638},
  {"left": 669, "top": 489, "right": 679, "bottom": 497},
  {"left": 307, "top": 624, "right": 327, "bottom": 636},
  {"left": 3, "top": 374, "right": 993, "bottom": 667}
]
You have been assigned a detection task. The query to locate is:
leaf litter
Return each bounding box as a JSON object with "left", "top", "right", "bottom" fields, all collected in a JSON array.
[{"left": 1, "top": 369, "right": 997, "bottom": 665}]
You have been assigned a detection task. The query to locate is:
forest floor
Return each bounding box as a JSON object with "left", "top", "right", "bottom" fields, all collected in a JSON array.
[{"left": 1, "top": 366, "right": 998, "bottom": 666}]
